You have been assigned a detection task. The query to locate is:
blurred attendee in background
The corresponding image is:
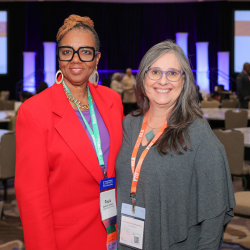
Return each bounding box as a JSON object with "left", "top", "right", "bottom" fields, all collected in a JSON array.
[
  {"left": 196, "top": 85, "right": 203, "bottom": 103},
  {"left": 20, "top": 91, "right": 33, "bottom": 103},
  {"left": 122, "top": 68, "right": 136, "bottom": 115},
  {"left": 209, "top": 84, "right": 230, "bottom": 102},
  {"left": 6, "top": 91, "right": 33, "bottom": 116},
  {"left": 111, "top": 72, "right": 123, "bottom": 98},
  {"left": 237, "top": 62, "right": 250, "bottom": 109},
  {"left": 36, "top": 81, "right": 48, "bottom": 94},
  {"left": 7, "top": 91, "right": 33, "bottom": 129}
]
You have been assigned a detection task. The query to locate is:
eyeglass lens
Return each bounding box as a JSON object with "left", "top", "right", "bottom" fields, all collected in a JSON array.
[
  {"left": 147, "top": 69, "right": 182, "bottom": 81},
  {"left": 59, "top": 47, "right": 94, "bottom": 61}
]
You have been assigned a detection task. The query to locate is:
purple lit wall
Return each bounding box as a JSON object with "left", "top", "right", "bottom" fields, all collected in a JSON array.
[
  {"left": 23, "top": 52, "right": 36, "bottom": 93},
  {"left": 43, "top": 42, "right": 56, "bottom": 87},
  {"left": 176, "top": 33, "right": 188, "bottom": 58},
  {"left": 217, "top": 52, "right": 229, "bottom": 90},
  {"left": 196, "top": 42, "right": 209, "bottom": 93}
]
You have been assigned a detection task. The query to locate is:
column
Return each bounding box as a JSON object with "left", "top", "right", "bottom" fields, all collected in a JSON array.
[
  {"left": 43, "top": 42, "right": 56, "bottom": 87},
  {"left": 176, "top": 32, "right": 189, "bottom": 58},
  {"left": 217, "top": 52, "right": 230, "bottom": 90},
  {"left": 196, "top": 42, "right": 209, "bottom": 93},
  {"left": 23, "top": 52, "right": 36, "bottom": 93}
]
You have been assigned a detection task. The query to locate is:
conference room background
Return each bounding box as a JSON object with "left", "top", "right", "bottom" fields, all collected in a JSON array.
[{"left": 0, "top": 1, "right": 249, "bottom": 99}]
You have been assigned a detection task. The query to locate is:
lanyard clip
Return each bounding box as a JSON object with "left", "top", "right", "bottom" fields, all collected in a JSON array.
[
  {"left": 103, "top": 171, "right": 107, "bottom": 179},
  {"left": 101, "top": 166, "right": 107, "bottom": 179},
  {"left": 130, "top": 193, "right": 136, "bottom": 214}
]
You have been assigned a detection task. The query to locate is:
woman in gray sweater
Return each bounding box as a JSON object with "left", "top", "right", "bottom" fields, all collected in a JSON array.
[{"left": 116, "top": 41, "right": 235, "bottom": 250}]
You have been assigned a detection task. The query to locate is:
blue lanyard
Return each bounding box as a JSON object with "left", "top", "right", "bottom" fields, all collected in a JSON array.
[{"left": 63, "top": 81, "right": 106, "bottom": 177}]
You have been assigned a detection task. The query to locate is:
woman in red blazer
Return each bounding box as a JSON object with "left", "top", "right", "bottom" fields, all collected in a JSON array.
[{"left": 15, "top": 15, "right": 123, "bottom": 250}]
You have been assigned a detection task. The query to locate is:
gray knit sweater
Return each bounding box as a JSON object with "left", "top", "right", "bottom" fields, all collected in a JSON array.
[{"left": 116, "top": 114, "right": 235, "bottom": 250}]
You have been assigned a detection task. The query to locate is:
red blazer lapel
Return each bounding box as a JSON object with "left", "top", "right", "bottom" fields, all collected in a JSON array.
[
  {"left": 51, "top": 83, "right": 104, "bottom": 184},
  {"left": 88, "top": 83, "right": 122, "bottom": 179}
]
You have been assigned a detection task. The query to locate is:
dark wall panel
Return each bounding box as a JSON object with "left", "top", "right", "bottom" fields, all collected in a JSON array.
[{"left": 0, "top": 1, "right": 250, "bottom": 98}]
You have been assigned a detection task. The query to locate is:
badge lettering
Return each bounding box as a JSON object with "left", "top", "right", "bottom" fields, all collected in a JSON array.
[
  {"left": 131, "top": 158, "right": 135, "bottom": 167},
  {"left": 139, "top": 130, "right": 144, "bottom": 138},
  {"left": 133, "top": 172, "right": 139, "bottom": 182}
]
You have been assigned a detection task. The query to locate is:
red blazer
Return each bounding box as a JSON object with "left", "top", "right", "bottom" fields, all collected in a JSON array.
[{"left": 15, "top": 82, "right": 124, "bottom": 250}]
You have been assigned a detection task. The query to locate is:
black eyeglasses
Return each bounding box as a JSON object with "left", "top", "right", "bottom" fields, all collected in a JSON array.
[
  {"left": 57, "top": 46, "right": 99, "bottom": 62},
  {"left": 146, "top": 68, "right": 185, "bottom": 82}
]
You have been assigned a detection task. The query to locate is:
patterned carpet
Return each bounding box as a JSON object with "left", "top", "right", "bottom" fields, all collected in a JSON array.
[
  {"left": 219, "top": 177, "right": 250, "bottom": 249},
  {"left": 220, "top": 242, "right": 250, "bottom": 250},
  {"left": 1, "top": 178, "right": 250, "bottom": 250},
  {"left": 223, "top": 217, "right": 250, "bottom": 249},
  {"left": 0, "top": 185, "right": 23, "bottom": 248}
]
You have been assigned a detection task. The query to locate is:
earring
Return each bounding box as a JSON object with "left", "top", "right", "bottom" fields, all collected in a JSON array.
[
  {"left": 93, "top": 66, "right": 99, "bottom": 86},
  {"left": 55, "top": 70, "right": 64, "bottom": 84}
]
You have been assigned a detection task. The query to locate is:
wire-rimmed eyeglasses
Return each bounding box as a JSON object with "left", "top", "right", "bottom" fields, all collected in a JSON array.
[
  {"left": 146, "top": 68, "right": 185, "bottom": 82},
  {"left": 57, "top": 46, "right": 99, "bottom": 62}
]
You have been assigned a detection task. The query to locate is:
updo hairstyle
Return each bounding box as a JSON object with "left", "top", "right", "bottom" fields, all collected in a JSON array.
[{"left": 57, "top": 14, "right": 100, "bottom": 51}]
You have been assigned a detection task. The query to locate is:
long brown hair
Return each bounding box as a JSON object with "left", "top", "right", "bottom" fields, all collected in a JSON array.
[{"left": 134, "top": 40, "right": 203, "bottom": 155}]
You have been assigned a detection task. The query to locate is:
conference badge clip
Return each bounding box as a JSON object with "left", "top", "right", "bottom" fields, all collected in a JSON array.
[{"left": 119, "top": 203, "right": 146, "bottom": 250}]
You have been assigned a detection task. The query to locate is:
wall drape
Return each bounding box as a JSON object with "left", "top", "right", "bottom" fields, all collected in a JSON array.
[{"left": 0, "top": 1, "right": 249, "bottom": 98}]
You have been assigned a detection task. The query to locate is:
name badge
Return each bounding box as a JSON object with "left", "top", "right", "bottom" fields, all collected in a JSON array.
[
  {"left": 119, "top": 203, "right": 146, "bottom": 250},
  {"left": 100, "top": 177, "right": 116, "bottom": 191},
  {"left": 100, "top": 177, "right": 117, "bottom": 222}
]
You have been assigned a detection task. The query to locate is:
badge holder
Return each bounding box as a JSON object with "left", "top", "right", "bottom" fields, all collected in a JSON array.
[
  {"left": 119, "top": 203, "right": 146, "bottom": 250},
  {"left": 100, "top": 177, "right": 117, "bottom": 250}
]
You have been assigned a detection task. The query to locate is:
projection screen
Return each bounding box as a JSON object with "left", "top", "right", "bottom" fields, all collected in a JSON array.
[
  {"left": 234, "top": 10, "right": 250, "bottom": 73},
  {"left": 0, "top": 11, "right": 7, "bottom": 74}
]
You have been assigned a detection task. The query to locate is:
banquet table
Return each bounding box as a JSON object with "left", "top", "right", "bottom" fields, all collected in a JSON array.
[
  {"left": 0, "top": 111, "right": 15, "bottom": 123},
  {"left": 202, "top": 108, "right": 250, "bottom": 120},
  {"left": 234, "top": 127, "right": 250, "bottom": 148}
]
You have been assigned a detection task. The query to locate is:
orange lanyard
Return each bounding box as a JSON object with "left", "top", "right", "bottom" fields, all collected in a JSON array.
[{"left": 130, "top": 112, "right": 167, "bottom": 212}]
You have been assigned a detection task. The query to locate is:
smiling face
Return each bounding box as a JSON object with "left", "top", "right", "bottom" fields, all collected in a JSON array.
[
  {"left": 144, "top": 52, "right": 184, "bottom": 111},
  {"left": 58, "top": 28, "right": 101, "bottom": 87}
]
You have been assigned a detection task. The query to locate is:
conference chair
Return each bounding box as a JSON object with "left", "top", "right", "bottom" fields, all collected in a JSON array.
[
  {"left": 199, "top": 90, "right": 208, "bottom": 100},
  {"left": 223, "top": 191, "right": 250, "bottom": 231},
  {"left": 0, "top": 91, "right": 10, "bottom": 101},
  {"left": 4, "top": 101, "right": 15, "bottom": 110},
  {"left": 200, "top": 100, "right": 220, "bottom": 108},
  {"left": 213, "top": 129, "right": 250, "bottom": 191},
  {"left": 221, "top": 99, "right": 238, "bottom": 108},
  {"left": 0, "top": 132, "right": 16, "bottom": 201},
  {"left": 0, "top": 100, "right": 5, "bottom": 111},
  {"left": 233, "top": 191, "right": 250, "bottom": 219},
  {"left": 10, "top": 116, "right": 16, "bottom": 131},
  {"left": 229, "top": 93, "right": 238, "bottom": 100},
  {"left": 225, "top": 110, "right": 248, "bottom": 129},
  {"left": 0, "top": 240, "right": 24, "bottom": 250}
]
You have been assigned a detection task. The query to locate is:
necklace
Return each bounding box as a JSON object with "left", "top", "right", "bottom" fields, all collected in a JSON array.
[
  {"left": 146, "top": 122, "right": 162, "bottom": 130},
  {"left": 63, "top": 84, "right": 90, "bottom": 110},
  {"left": 145, "top": 123, "right": 162, "bottom": 141}
]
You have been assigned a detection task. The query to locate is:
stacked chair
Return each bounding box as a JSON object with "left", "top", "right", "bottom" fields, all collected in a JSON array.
[
  {"left": 224, "top": 110, "right": 248, "bottom": 129},
  {"left": 221, "top": 99, "right": 238, "bottom": 108},
  {"left": 200, "top": 100, "right": 220, "bottom": 108},
  {"left": 213, "top": 129, "right": 250, "bottom": 190},
  {"left": 213, "top": 129, "right": 250, "bottom": 219},
  {"left": 0, "top": 132, "right": 16, "bottom": 201}
]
